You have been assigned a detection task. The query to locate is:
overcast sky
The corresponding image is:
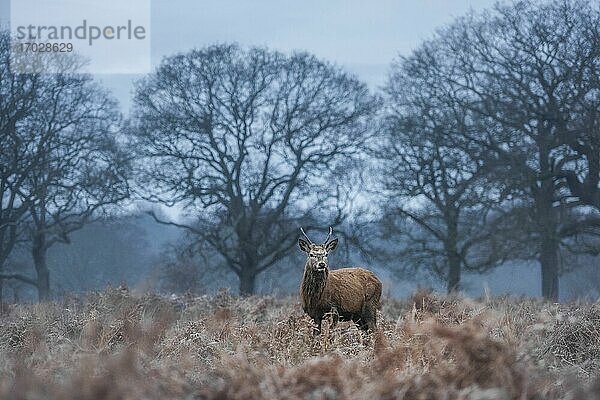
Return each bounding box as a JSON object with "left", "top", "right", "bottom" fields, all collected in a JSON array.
[{"left": 1, "top": 0, "right": 498, "bottom": 112}]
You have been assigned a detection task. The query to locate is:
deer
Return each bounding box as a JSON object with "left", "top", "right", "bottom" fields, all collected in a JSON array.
[{"left": 298, "top": 227, "right": 382, "bottom": 335}]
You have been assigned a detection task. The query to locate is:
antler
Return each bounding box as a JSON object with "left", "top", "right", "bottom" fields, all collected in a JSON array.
[
  {"left": 300, "top": 227, "right": 313, "bottom": 244},
  {"left": 324, "top": 226, "right": 333, "bottom": 243}
]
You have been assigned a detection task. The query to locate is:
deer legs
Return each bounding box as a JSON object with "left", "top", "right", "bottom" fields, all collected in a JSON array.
[
  {"left": 312, "top": 307, "right": 339, "bottom": 336},
  {"left": 312, "top": 318, "right": 322, "bottom": 336},
  {"left": 355, "top": 302, "right": 377, "bottom": 334}
]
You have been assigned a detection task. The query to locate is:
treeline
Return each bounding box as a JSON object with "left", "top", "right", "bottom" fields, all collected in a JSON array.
[{"left": 1, "top": 0, "right": 599, "bottom": 301}]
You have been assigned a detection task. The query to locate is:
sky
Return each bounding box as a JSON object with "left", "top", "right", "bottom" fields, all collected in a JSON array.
[{"left": 1, "top": 0, "right": 498, "bottom": 112}]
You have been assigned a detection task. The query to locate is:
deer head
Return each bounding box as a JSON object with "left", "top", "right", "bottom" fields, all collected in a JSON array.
[{"left": 298, "top": 227, "right": 339, "bottom": 272}]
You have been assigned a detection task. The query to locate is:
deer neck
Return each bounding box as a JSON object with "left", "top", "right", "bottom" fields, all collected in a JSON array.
[{"left": 301, "top": 260, "right": 328, "bottom": 311}]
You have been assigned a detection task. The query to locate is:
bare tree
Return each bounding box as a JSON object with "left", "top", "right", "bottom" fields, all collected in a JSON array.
[
  {"left": 0, "top": 32, "right": 43, "bottom": 300},
  {"left": 132, "top": 44, "right": 378, "bottom": 295},
  {"left": 375, "top": 44, "right": 514, "bottom": 293},
  {"left": 431, "top": 0, "right": 600, "bottom": 300},
  {"left": 23, "top": 77, "right": 128, "bottom": 301},
  {"left": 0, "top": 32, "right": 130, "bottom": 300}
]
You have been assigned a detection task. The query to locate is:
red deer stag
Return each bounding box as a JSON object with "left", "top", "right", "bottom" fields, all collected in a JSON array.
[{"left": 299, "top": 227, "right": 382, "bottom": 335}]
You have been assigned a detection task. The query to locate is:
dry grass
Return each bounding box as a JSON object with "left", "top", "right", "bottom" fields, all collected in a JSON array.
[{"left": 0, "top": 288, "right": 599, "bottom": 399}]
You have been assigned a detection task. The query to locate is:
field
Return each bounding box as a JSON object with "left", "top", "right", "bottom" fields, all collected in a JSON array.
[{"left": 1, "top": 288, "right": 599, "bottom": 399}]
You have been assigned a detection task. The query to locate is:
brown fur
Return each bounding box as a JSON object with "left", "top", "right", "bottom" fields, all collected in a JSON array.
[{"left": 300, "top": 263, "right": 382, "bottom": 334}]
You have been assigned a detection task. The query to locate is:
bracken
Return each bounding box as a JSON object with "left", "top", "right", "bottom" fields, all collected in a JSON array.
[{"left": 0, "top": 288, "right": 598, "bottom": 399}]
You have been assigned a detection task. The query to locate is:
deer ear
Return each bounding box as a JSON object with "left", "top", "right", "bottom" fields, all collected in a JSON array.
[
  {"left": 325, "top": 238, "right": 338, "bottom": 252},
  {"left": 298, "top": 238, "right": 311, "bottom": 253}
]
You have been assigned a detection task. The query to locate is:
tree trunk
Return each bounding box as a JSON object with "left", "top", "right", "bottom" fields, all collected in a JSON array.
[
  {"left": 32, "top": 233, "right": 50, "bottom": 302},
  {"left": 540, "top": 235, "right": 559, "bottom": 301},
  {"left": 536, "top": 143, "right": 560, "bottom": 302},
  {"left": 447, "top": 253, "right": 461, "bottom": 294},
  {"left": 445, "top": 213, "right": 461, "bottom": 294},
  {"left": 239, "top": 267, "right": 256, "bottom": 296}
]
